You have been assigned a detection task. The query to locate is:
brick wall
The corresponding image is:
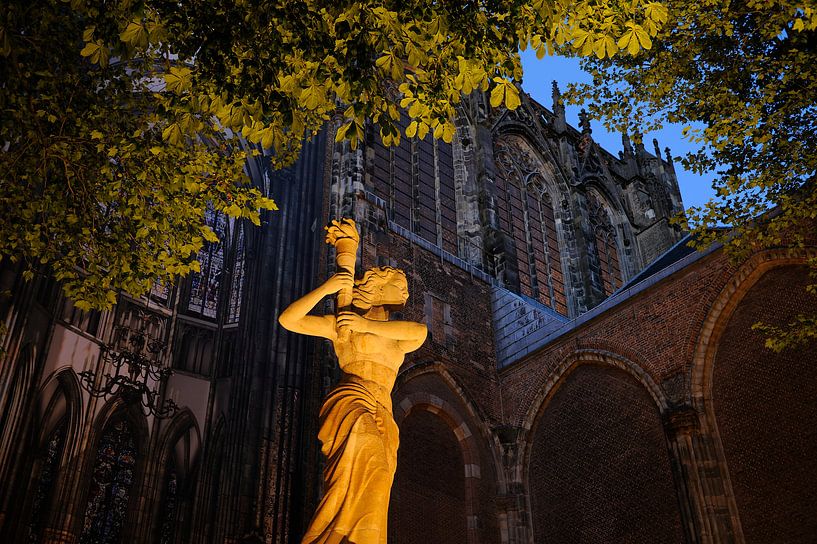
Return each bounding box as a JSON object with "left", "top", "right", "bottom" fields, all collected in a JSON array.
[
  {"left": 499, "top": 250, "right": 735, "bottom": 426},
  {"left": 362, "top": 231, "right": 502, "bottom": 423},
  {"left": 528, "top": 365, "right": 684, "bottom": 543},
  {"left": 712, "top": 265, "right": 817, "bottom": 544},
  {"left": 390, "top": 409, "right": 468, "bottom": 544}
]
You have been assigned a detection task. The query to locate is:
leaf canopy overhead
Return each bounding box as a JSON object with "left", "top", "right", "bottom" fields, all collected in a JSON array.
[{"left": 1, "top": 0, "right": 665, "bottom": 308}]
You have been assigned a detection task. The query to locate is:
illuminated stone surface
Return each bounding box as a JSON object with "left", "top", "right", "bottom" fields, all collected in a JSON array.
[{"left": 278, "top": 219, "right": 427, "bottom": 544}]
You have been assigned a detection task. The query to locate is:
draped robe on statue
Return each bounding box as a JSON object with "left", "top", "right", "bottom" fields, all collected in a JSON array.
[{"left": 302, "top": 374, "right": 399, "bottom": 544}]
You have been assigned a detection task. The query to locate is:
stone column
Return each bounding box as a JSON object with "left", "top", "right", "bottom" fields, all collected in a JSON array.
[{"left": 664, "top": 404, "right": 743, "bottom": 544}]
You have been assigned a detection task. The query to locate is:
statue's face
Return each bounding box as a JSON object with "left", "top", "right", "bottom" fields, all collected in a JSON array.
[
  {"left": 379, "top": 274, "right": 409, "bottom": 306},
  {"left": 352, "top": 268, "right": 408, "bottom": 309}
]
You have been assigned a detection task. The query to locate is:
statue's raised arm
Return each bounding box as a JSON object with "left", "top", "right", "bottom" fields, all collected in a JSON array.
[{"left": 277, "top": 218, "right": 427, "bottom": 544}]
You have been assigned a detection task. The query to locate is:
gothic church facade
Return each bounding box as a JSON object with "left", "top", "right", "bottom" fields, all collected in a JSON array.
[{"left": 0, "top": 87, "right": 814, "bottom": 544}]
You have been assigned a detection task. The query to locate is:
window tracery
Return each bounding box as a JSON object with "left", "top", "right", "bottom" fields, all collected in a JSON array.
[
  {"left": 26, "top": 419, "right": 66, "bottom": 543},
  {"left": 494, "top": 136, "right": 567, "bottom": 315},
  {"left": 187, "top": 210, "right": 246, "bottom": 323},
  {"left": 79, "top": 418, "right": 138, "bottom": 544},
  {"left": 188, "top": 209, "right": 226, "bottom": 319},
  {"left": 587, "top": 193, "right": 623, "bottom": 296}
]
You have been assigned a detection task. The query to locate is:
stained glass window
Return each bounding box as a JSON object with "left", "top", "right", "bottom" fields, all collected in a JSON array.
[
  {"left": 150, "top": 280, "right": 170, "bottom": 304},
  {"left": 188, "top": 209, "right": 226, "bottom": 319},
  {"left": 79, "top": 418, "right": 138, "bottom": 544},
  {"left": 27, "top": 419, "right": 66, "bottom": 543},
  {"left": 156, "top": 457, "right": 178, "bottom": 544},
  {"left": 226, "top": 223, "right": 245, "bottom": 325}
]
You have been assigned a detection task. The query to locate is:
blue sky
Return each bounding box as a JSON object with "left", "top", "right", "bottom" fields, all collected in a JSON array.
[{"left": 519, "top": 50, "right": 716, "bottom": 210}]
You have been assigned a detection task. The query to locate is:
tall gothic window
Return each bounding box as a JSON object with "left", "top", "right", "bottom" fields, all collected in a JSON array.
[
  {"left": 188, "top": 209, "right": 226, "bottom": 319},
  {"left": 369, "top": 114, "right": 459, "bottom": 255},
  {"left": 26, "top": 419, "right": 67, "bottom": 543},
  {"left": 155, "top": 457, "right": 178, "bottom": 544},
  {"left": 79, "top": 418, "right": 138, "bottom": 544},
  {"left": 226, "top": 222, "right": 245, "bottom": 325},
  {"left": 588, "top": 193, "right": 623, "bottom": 296},
  {"left": 188, "top": 210, "right": 246, "bottom": 322},
  {"left": 494, "top": 136, "right": 568, "bottom": 315}
]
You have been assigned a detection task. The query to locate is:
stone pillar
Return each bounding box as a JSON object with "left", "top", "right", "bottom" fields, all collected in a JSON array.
[
  {"left": 664, "top": 405, "right": 743, "bottom": 544},
  {"left": 494, "top": 425, "right": 530, "bottom": 544}
]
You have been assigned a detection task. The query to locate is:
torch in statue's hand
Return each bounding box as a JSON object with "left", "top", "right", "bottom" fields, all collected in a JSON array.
[
  {"left": 324, "top": 218, "right": 360, "bottom": 247},
  {"left": 324, "top": 219, "right": 360, "bottom": 338}
]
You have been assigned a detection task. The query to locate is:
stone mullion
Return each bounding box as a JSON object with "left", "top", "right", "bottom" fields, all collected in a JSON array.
[
  {"left": 519, "top": 184, "right": 539, "bottom": 300},
  {"left": 664, "top": 406, "right": 743, "bottom": 544},
  {"left": 388, "top": 146, "right": 396, "bottom": 221},
  {"left": 536, "top": 196, "right": 557, "bottom": 309},
  {"left": 410, "top": 136, "right": 420, "bottom": 235},
  {"left": 433, "top": 139, "right": 444, "bottom": 248}
]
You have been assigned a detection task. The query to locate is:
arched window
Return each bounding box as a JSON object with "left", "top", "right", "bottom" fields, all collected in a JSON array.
[
  {"left": 188, "top": 209, "right": 226, "bottom": 319},
  {"left": 188, "top": 210, "right": 246, "bottom": 323},
  {"left": 587, "top": 192, "right": 622, "bottom": 296},
  {"left": 368, "top": 114, "right": 460, "bottom": 255},
  {"left": 155, "top": 456, "right": 178, "bottom": 544},
  {"left": 26, "top": 418, "right": 67, "bottom": 543},
  {"left": 226, "top": 221, "right": 245, "bottom": 324},
  {"left": 79, "top": 417, "right": 139, "bottom": 544},
  {"left": 494, "top": 136, "right": 567, "bottom": 315}
]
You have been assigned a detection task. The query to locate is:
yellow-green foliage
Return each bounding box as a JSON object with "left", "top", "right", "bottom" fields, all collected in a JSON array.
[
  {"left": 566, "top": 1, "right": 817, "bottom": 350},
  {"left": 0, "top": 0, "right": 665, "bottom": 309}
]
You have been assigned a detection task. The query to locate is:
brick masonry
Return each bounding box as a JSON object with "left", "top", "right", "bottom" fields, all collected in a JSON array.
[
  {"left": 528, "top": 365, "right": 683, "bottom": 543},
  {"left": 712, "top": 265, "right": 817, "bottom": 544}
]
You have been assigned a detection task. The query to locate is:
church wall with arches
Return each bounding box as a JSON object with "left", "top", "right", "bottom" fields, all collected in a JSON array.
[{"left": 0, "top": 85, "right": 814, "bottom": 544}]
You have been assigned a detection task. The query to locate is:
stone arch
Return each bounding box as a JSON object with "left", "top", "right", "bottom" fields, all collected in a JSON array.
[
  {"left": 36, "top": 368, "right": 84, "bottom": 459},
  {"left": 522, "top": 350, "right": 682, "bottom": 543},
  {"left": 689, "top": 248, "right": 817, "bottom": 543},
  {"left": 395, "top": 361, "right": 505, "bottom": 493},
  {"left": 73, "top": 395, "right": 150, "bottom": 544},
  {"left": 7, "top": 367, "right": 83, "bottom": 543},
  {"left": 690, "top": 248, "right": 817, "bottom": 402},
  {"left": 520, "top": 348, "right": 668, "bottom": 434},
  {"left": 149, "top": 408, "right": 201, "bottom": 544},
  {"left": 392, "top": 364, "right": 502, "bottom": 544},
  {"left": 393, "top": 394, "right": 480, "bottom": 544}
]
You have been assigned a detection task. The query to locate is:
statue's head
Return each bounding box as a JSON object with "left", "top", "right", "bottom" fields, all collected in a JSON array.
[{"left": 352, "top": 267, "right": 408, "bottom": 311}]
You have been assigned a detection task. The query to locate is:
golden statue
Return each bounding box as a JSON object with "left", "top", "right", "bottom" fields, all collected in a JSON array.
[{"left": 278, "top": 218, "right": 427, "bottom": 544}]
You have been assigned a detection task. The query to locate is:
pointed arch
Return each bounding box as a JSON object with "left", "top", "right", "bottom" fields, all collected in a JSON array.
[
  {"left": 150, "top": 408, "right": 201, "bottom": 544},
  {"left": 522, "top": 350, "right": 681, "bottom": 542},
  {"left": 3, "top": 367, "right": 83, "bottom": 543},
  {"left": 690, "top": 248, "right": 817, "bottom": 403},
  {"left": 395, "top": 361, "right": 504, "bottom": 491},
  {"left": 74, "top": 396, "right": 149, "bottom": 544},
  {"left": 491, "top": 132, "right": 571, "bottom": 314},
  {"left": 36, "top": 368, "right": 83, "bottom": 458},
  {"left": 393, "top": 363, "right": 505, "bottom": 544},
  {"left": 689, "top": 248, "right": 817, "bottom": 542},
  {"left": 520, "top": 348, "right": 668, "bottom": 435}
]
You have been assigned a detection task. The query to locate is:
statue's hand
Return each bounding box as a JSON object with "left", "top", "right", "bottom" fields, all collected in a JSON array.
[
  {"left": 324, "top": 271, "right": 354, "bottom": 294},
  {"left": 336, "top": 311, "right": 369, "bottom": 335}
]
